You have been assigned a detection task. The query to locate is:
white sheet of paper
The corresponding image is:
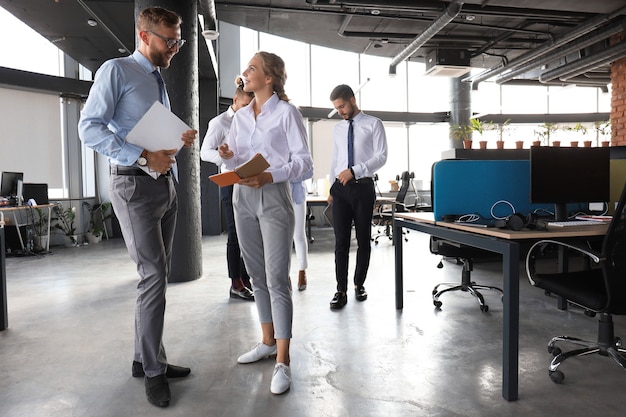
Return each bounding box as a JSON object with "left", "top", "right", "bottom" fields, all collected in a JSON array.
[{"left": 126, "top": 101, "right": 191, "bottom": 179}]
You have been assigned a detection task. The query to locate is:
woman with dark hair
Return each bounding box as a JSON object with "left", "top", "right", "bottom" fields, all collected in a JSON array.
[
  {"left": 219, "top": 51, "right": 313, "bottom": 394},
  {"left": 201, "top": 77, "right": 255, "bottom": 301}
]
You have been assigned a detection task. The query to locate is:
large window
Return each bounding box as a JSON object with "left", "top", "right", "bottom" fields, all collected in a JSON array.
[{"left": 0, "top": 7, "right": 62, "bottom": 76}]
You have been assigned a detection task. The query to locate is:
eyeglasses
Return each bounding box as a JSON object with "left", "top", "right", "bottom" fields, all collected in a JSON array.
[{"left": 147, "top": 30, "right": 186, "bottom": 49}]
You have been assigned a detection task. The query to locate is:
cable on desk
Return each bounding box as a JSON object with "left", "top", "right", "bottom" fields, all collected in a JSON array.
[{"left": 490, "top": 200, "right": 516, "bottom": 220}]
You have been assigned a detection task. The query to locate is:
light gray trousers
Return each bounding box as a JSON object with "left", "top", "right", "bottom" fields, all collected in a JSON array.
[
  {"left": 109, "top": 173, "right": 177, "bottom": 377},
  {"left": 233, "top": 182, "right": 294, "bottom": 339}
]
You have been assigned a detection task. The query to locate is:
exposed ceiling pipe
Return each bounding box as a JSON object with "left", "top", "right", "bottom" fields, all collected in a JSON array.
[
  {"left": 539, "top": 40, "right": 626, "bottom": 83},
  {"left": 496, "top": 17, "right": 626, "bottom": 84},
  {"left": 388, "top": 2, "right": 463, "bottom": 75},
  {"left": 465, "top": 5, "right": 626, "bottom": 87},
  {"left": 199, "top": 0, "right": 218, "bottom": 31}
]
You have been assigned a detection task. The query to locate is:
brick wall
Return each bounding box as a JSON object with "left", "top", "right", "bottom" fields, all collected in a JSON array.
[{"left": 611, "top": 32, "right": 626, "bottom": 146}]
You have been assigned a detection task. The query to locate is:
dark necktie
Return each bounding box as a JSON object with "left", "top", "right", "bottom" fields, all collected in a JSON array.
[
  {"left": 153, "top": 69, "right": 169, "bottom": 109},
  {"left": 347, "top": 119, "right": 354, "bottom": 168},
  {"left": 152, "top": 69, "right": 177, "bottom": 179}
]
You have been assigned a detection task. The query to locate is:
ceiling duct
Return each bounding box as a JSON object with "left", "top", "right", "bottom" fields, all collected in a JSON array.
[
  {"left": 466, "top": 5, "right": 626, "bottom": 87},
  {"left": 496, "top": 17, "right": 626, "bottom": 84},
  {"left": 388, "top": 2, "right": 463, "bottom": 75},
  {"left": 539, "top": 40, "right": 626, "bottom": 83}
]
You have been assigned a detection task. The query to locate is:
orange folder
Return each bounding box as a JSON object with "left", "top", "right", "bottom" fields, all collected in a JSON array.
[{"left": 209, "top": 153, "right": 270, "bottom": 187}]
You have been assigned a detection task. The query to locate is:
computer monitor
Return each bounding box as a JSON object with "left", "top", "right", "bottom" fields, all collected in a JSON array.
[
  {"left": 529, "top": 146, "right": 610, "bottom": 221},
  {"left": 1, "top": 171, "right": 24, "bottom": 197}
]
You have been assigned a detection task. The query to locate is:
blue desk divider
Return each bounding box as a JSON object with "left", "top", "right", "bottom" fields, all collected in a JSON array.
[{"left": 432, "top": 159, "right": 555, "bottom": 221}]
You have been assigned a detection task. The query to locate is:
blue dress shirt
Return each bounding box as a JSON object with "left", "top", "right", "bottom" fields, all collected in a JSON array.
[{"left": 78, "top": 50, "right": 168, "bottom": 167}]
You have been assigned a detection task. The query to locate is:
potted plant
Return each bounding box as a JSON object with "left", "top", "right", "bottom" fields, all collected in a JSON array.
[
  {"left": 564, "top": 122, "right": 587, "bottom": 147},
  {"left": 595, "top": 120, "right": 611, "bottom": 147},
  {"left": 52, "top": 203, "right": 78, "bottom": 247},
  {"left": 534, "top": 122, "right": 558, "bottom": 146},
  {"left": 29, "top": 206, "right": 49, "bottom": 251},
  {"left": 495, "top": 119, "right": 511, "bottom": 149},
  {"left": 450, "top": 123, "right": 474, "bottom": 149},
  {"left": 470, "top": 118, "right": 494, "bottom": 149},
  {"left": 82, "top": 201, "right": 112, "bottom": 244}
]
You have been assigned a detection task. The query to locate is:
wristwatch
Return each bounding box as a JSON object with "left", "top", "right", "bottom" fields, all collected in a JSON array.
[{"left": 137, "top": 150, "right": 148, "bottom": 167}]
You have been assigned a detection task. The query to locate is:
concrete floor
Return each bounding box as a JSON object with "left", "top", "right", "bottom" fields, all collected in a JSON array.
[{"left": 1, "top": 226, "right": 626, "bottom": 416}]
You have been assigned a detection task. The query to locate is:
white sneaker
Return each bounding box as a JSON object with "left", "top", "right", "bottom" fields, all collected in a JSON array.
[
  {"left": 270, "top": 363, "right": 291, "bottom": 394},
  {"left": 237, "top": 342, "right": 277, "bottom": 364}
]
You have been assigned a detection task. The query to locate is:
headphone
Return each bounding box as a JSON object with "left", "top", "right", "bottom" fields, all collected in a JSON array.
[{"left": 495, "top": 212, "right": 538, "bottom": 231}]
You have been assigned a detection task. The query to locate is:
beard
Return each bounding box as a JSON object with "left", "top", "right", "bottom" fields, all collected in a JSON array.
[{"left": 150, "top": 50, "right": 174, "bottom": 69}]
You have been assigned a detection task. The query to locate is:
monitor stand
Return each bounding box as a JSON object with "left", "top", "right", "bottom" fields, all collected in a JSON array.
[{"left": 554, "top": 203, "right": 568, "bottom": 222}]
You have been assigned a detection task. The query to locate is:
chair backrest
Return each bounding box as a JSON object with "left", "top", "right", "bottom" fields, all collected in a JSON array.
[
  {"left": 602, "top": 181, "right": 626, "bottom": 313},
  {"left": 396, "top": 171, "right": 412, "bottom": 204}
]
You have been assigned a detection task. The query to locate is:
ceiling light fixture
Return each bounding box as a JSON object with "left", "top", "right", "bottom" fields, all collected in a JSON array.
[
  {"left": 87, "top": 18, "right": 98, "bottom": 27},
  {"left": 202, "top": 30, "right": 220, "bottom": 41}
]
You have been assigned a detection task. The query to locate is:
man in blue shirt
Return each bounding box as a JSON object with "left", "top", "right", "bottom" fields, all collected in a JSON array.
[{"left": 78, "top": 7, "right": 197, "bottom": 408}]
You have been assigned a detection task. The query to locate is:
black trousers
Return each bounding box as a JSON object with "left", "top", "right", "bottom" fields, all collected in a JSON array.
[
  {"left": 330, "top": 178, "right": 376, "bottom": 292},
  {"left": 220, "top": 184, "right": 250, "bottom": 285}
]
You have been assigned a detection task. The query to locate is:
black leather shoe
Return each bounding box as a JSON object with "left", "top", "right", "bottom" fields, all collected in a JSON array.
[
  {"left": 230, "top": 286, "right": 255, "bottom": 301},
  {"left": 145, "top": 374, "right": 170, "bottom": 408},
  {"left": 132, "top": 361, "right": 191, "bottom": 378},
  {"left": 330, "top": 292, "right": 347, "bottom": 310},
  {"left": 355, "top": 286, "right": 368, "bottom": 302}
]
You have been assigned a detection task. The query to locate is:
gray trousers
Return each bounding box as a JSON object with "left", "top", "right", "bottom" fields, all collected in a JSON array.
[
  {"left": 109, "top": 173, "right": 177, "bottom": 377},
  {"left": 233, "top": 182, "right": 294, "bottom": 339}
]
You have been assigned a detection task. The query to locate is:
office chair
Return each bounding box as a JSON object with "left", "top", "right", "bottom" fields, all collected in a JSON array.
[
  {"left": 371, "top": 171, "right": 415, "bottom": 244},
  {"left": 525, "top": 183, "right": 626, "bottom": 384},
  {"left": 430, "top": 238, "right": 503, "bottom": 312}
]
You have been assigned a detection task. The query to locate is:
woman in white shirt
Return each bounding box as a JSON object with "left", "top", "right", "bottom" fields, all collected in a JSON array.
[{"left": 219, "top": 51, "right": 313, "bottom": 395}]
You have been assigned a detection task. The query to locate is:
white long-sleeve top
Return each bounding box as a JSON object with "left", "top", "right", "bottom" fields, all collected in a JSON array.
[
  {"left": 200, "top": 106, "right": 235, "bottom": 171},
  {"left": 223, "top": 93, "right": 313, "bottom": 184},
  {"left": 329, "top": 110, "right": 388, "bottom": 180}
]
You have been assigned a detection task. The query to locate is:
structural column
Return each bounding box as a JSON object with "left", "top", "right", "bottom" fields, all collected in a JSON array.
[
  {"left": 135, "top": 0, "right": 202, "bottom": 282},
  {"left": 610, "top": 32, "right": 626, "bottom": 146},
  {"left": 449, "top": 76, "right": 472, "bottom": 148}
]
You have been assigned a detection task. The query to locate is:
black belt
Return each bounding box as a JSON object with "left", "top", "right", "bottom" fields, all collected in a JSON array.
[
  {"left": 110, "top": 165, "right": 171, "bottom": 177},
  {"left": 335, "top": 177, "right": 374, "bottom": 185}
]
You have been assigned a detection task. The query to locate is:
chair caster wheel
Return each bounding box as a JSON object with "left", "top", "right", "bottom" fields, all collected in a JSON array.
[
  {"left": 549, "top": 370, "right": 564, "bottom": 384},
  {"left": 480, "top": 305, "right": 489, "bottom": 312},
  {"left": 434, "top": 300, "right": 442, "bottom": 309},
  {"left": 548, "top": 346, "right": 561, "bottom": 356}
]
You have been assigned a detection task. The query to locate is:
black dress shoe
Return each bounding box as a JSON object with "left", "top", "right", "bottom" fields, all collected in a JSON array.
[
  {"left": 355, "top": 286, "right": 368, "bottom": 302},
  {"left": 230, "top": 286, "right": 255, "bottom": 301},
  {"left": 145, "top": 374, "right": 170, "bottom": 408},
  {"left": 330, "top": 292, "right": 348, "bottom": 310},
  {"left": 132, "top": 361, "right": 191, "bottom": 378}
]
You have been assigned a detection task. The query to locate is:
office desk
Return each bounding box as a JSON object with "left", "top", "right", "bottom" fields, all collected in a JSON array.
[
  {"left": 1, "top": 224, "right": 6, "bottom": 330},
  {"left": 0, "top": 204, "right": 53, "bottom": 252},
  {"left": 392, "top": 212, "right": 607, "bottom": 401}
]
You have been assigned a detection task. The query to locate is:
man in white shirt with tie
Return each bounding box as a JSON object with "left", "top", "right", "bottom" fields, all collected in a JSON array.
[{"left": 328, "top": 84, "right": 388, "bottom": 310}]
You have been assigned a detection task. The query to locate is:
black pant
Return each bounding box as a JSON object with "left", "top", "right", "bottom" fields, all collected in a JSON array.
[
  {"left": 220, "top": 184, "right": 250, "bottom": 285},
  {"left": 330, "top": 178, "right": 376, "bottom": 292}
]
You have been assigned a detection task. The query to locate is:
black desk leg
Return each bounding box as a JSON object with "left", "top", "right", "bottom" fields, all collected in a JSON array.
[
  {"left": 1, "top": 228, "right": 8, "bottom": 331},
  {"left": 394, "top": 219, "right": 404, "bottom": 309},
  {"left": 502, "top": 242, "right": 520, "bottom": 401}
]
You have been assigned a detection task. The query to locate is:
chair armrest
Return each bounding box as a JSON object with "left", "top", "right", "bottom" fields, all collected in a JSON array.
[{"left": 525, "top": 239, "right": 602, "bottom": 286}]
